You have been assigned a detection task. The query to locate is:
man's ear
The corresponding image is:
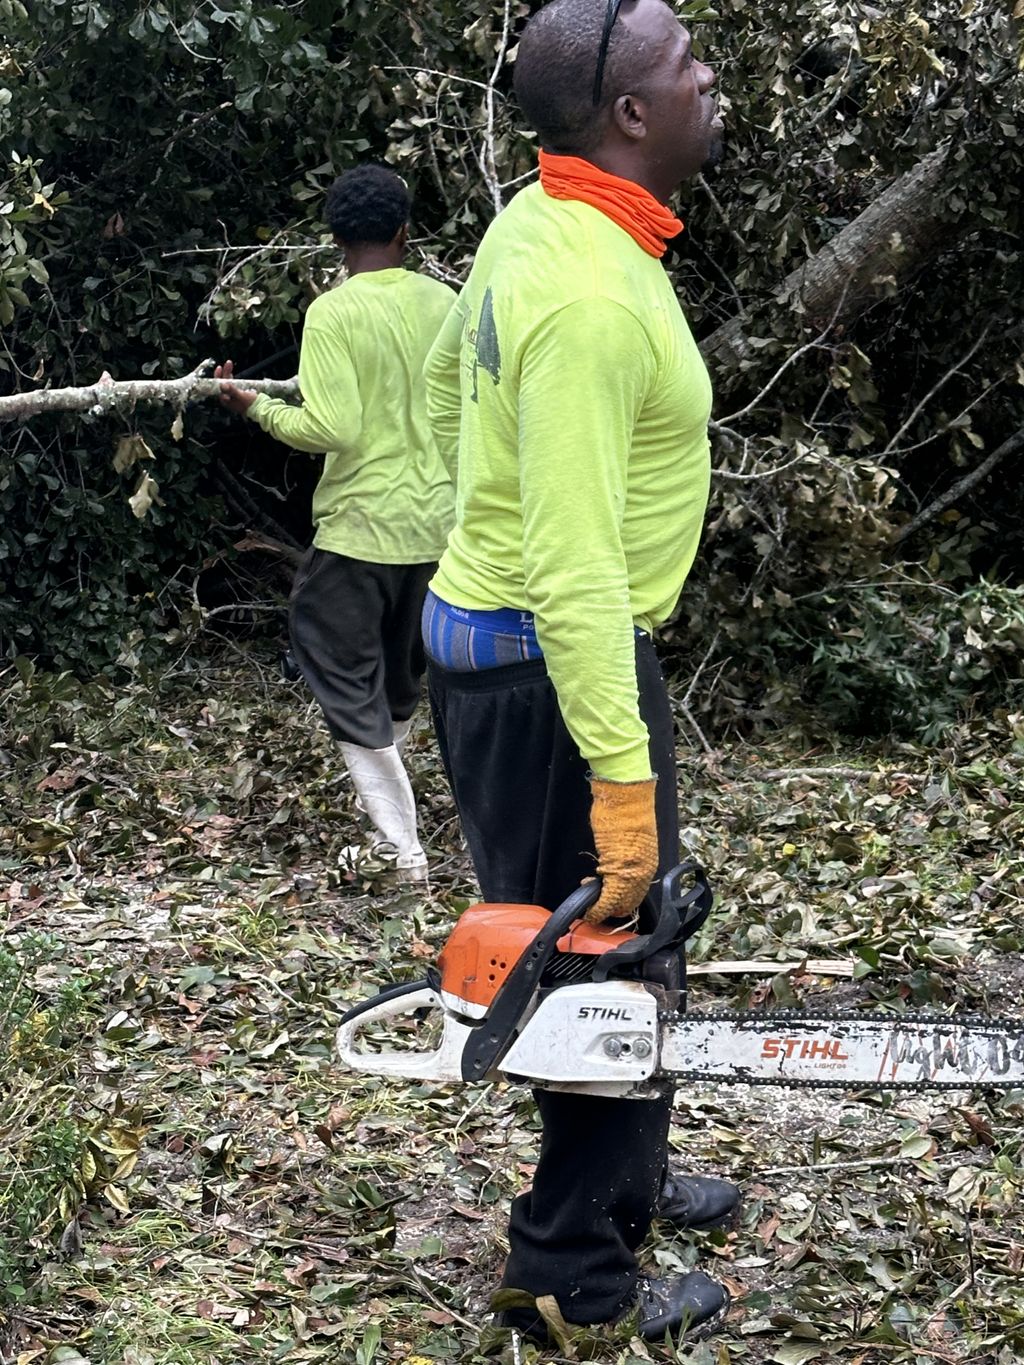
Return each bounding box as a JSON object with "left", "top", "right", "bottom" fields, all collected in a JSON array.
[
  {"left": 393, "top": 222, "right": 410, "bottom": 249},
  {"left": 612, "top": 92, "right": 648, "bottom": 141}
]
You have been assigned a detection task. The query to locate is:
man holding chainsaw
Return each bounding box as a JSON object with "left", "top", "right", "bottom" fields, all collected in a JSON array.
[{"left": 423, "top": 0, "right": 735, "bottom": 1344}]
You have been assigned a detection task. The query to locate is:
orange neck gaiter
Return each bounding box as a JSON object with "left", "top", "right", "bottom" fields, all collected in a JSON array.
[{"left": 538, "top": 149, "right": 683, "bottom": 258}]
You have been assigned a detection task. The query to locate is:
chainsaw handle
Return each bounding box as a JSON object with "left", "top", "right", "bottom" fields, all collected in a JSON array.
[
  {"left": 459, "top": 879, "right": 600, "bottom": 1083},
  {"left": 335, "top": 982, "right": 473, "bottom": 1085},
  {"left": 339, "top": 976, "right": 431, "bottom": 1026},
  {"left": 592, "top": 860, "right": 713, "bottom": 982}
]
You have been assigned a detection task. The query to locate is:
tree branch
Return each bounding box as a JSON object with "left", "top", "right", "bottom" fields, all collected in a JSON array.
[
  {"left": 0, "top": 363, "right": 298, "bottom": 422},
  {"left": 892, "top": 425, "right": 1024, "bottom": 545},
  {"left": 480, "top": 0, "right": 513, "bottom": 216},
  {"left": 881, "top": 320, "right": 1003, "bottom": 456},
  {"left": 700, "top": 145, "right": 955, "bottom": 395},
  {"left": 712, "top": 281, "right": 850, "bottom": 428}
]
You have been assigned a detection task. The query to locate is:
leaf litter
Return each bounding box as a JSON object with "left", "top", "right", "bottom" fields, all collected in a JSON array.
[{"left": 0, "top": 649, "right": 1022, "bottom": 1364}]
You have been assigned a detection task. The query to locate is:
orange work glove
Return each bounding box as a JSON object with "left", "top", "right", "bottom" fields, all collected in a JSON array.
[{"left": 585, "top": 776, "right": 659, "bottom": 924}]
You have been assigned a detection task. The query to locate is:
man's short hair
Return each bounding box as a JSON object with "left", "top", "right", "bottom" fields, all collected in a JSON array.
[
  {"left": 325, "top": 165, "right": 410, "bottom": 245},
  {"left": 514, "top": 0, "right": 659, "bottom": 155}
]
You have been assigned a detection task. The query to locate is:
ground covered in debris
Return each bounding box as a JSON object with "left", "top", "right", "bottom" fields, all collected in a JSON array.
[{"left": 2, "top": 648, "right": 1022, "bottom": 1365}]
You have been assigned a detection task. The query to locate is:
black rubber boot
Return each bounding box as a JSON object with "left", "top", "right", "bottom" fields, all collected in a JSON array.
[
  {"left": 657, "top": 1171, "right": 741, "bottom": 1230},
  {"left": 498, "top": 1271, "right": 729, "bottom": 1346}
]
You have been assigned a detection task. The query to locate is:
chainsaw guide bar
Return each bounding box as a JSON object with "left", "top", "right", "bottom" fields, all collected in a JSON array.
[{"left": 661, "top": 1009, "right": 1024, "bottom": 1093}]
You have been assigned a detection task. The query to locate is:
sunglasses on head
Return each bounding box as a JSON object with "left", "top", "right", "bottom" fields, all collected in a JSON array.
[{"left": 592, "top": 0, "right": 625, "bottom": 105}]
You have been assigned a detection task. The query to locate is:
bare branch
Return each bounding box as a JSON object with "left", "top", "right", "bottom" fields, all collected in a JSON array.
[
  {"left": 695, "top": 173, "right": 746, "bottom": 255},
  {"left": 712, "top": 281, "right": 850, "bottom": 428},
  {"left": 0, "top": 362, "right": 298, "bottom": 422},
  {"left": 410, "top": 242, "right": 467, "bottom": 287},
  {"left": 197, "top": 601, "right": 284, "bottom": 622},
  {"left": 166, "top": 14, "right": 218, "bottom": 62},
  {"left": 881, "top": 320, "right": 998, "bottom": 456},
  {"left": 712, "top": 446, "right": 815, "bottom": 483},
  {"left": 881, "top": 379, "right": 1003, "bottom": 459},
  {"left": 892, "top": 425, "right": 1024, "bottom": 545},
  {"left": 481, "top": 0, "right": 513, "bottom": 216},
  {"left": 380, "top": 64, "right": 492, "bottom": 92},
  {"left": 678, "top": 700, "right": 716, "bottom": 756},
  {"left": 681, "top": 629, "right": 723, "bottom": 711},
  {"left": 161, "top": 244, "right": 329, "bottom": 259},
  {"left": 755, "top": 766, "right": 922, "bottom": 781}
]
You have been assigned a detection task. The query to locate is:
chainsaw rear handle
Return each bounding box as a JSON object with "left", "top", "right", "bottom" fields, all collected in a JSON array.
[
  {"left": 592, "top": 859, "right": 712, "bottom": 982},
  {"left": 336, "top": 980, "right": 472, "bottom": 1084}
]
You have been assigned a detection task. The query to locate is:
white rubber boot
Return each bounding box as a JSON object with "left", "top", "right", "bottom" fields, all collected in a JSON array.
[
  {"left": 339, "top": 741, "right": 428, "bottom": 882},
  {"left": 392, "top": 716, "right": 413, "bottom": 758}
]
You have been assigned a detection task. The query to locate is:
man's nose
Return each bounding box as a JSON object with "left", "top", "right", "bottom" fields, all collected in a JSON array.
[{"left": 697, "top": 60, "right": 716, "bottom": 93}]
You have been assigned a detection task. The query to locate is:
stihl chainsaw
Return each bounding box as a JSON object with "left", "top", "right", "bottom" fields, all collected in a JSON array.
[{"left": 337, "top": 863, "right": 1024, "bottom": 1097}]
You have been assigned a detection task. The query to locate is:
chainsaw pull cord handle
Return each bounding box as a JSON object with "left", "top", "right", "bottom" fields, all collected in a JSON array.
[
  {"left": 591, "top": 859, "right": 713, "bottom": 983},
  {"left": 459, "top": 879, "right": 601, "bottom": 1083}
]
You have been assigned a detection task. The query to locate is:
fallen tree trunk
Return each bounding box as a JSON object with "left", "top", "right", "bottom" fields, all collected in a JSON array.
[
  {"left": 701, "top": 144, "right": 955, "bottom": 394},
  {"left": 0, "top": 366, "right": 298, "bottom": 422}
]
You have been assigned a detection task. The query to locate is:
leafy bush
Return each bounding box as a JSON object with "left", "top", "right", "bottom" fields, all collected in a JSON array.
[{"left": 788, "top": 578, "right": 1024, "bottom": 741}]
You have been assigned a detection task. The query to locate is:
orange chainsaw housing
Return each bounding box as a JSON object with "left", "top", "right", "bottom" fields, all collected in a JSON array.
[{"left": 437, "top": 902, "right": 638, "bottom": 1013}]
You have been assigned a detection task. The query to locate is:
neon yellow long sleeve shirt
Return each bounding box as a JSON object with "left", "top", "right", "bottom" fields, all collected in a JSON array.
[
  {"left": 249, "top": 267, "right": 456, "bottom": 565},
  {"left": 426, "top": 183, "right": 712, "bottom": 781}
]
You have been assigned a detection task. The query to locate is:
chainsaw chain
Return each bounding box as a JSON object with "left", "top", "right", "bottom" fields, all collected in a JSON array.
[{"left": 659, "top": 1006, "right": 1024, "bottom": 1093}]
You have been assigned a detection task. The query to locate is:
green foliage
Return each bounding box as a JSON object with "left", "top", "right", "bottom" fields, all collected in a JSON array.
[
  {"left": 0, "top": 0, "right": 1022, "bottom": 735},
  {"left": 0, "top": 152, "right": 63, "bottom": 328},
  {"left": 738, "top": 577, "right": 1022, "bottom": 743},
  {"left": 798, "top": 578, "right": 1024, "bottom": 741}
]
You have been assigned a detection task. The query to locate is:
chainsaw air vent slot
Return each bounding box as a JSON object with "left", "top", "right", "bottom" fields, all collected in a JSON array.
[{"left": 542, "top": 952, "right": 597, "bottom": 987}]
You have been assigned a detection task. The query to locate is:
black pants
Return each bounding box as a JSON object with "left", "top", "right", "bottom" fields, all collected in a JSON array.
[
  {"left": 289, "top": 547, "right": 435, "bottom": 750},
  {"left": 427, "top": 635, "right": 678, "bottom": 1324}
]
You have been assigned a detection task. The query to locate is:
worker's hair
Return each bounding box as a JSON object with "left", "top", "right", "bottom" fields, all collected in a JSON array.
[
  {"left": 325, "top": 164, "right": 410, "bottom": 245},
  {"left": 514, "top": 0, "right": 659, "bottom": 155}
]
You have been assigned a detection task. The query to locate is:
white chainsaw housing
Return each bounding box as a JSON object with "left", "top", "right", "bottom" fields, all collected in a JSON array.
[
  {"left": 336, "top": 980, "right": 662, "bottom": 1097},
  {"left": 502, "top": 982, "right": 658, "bottom": 1090}
]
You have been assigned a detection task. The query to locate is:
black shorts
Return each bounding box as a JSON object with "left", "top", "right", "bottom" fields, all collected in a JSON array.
[{"left": 289, "top": 547, "right": 435, "bottom": 749}]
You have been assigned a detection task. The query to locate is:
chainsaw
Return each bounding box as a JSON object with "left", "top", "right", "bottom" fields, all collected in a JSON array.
[{"left": 336, "top": 862, "right": 1024, "bottom": 1097}]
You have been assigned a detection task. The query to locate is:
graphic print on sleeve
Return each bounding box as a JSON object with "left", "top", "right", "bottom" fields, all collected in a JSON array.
[{"left": 469, "top": 286, "right": 502, "bottom": 402}]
